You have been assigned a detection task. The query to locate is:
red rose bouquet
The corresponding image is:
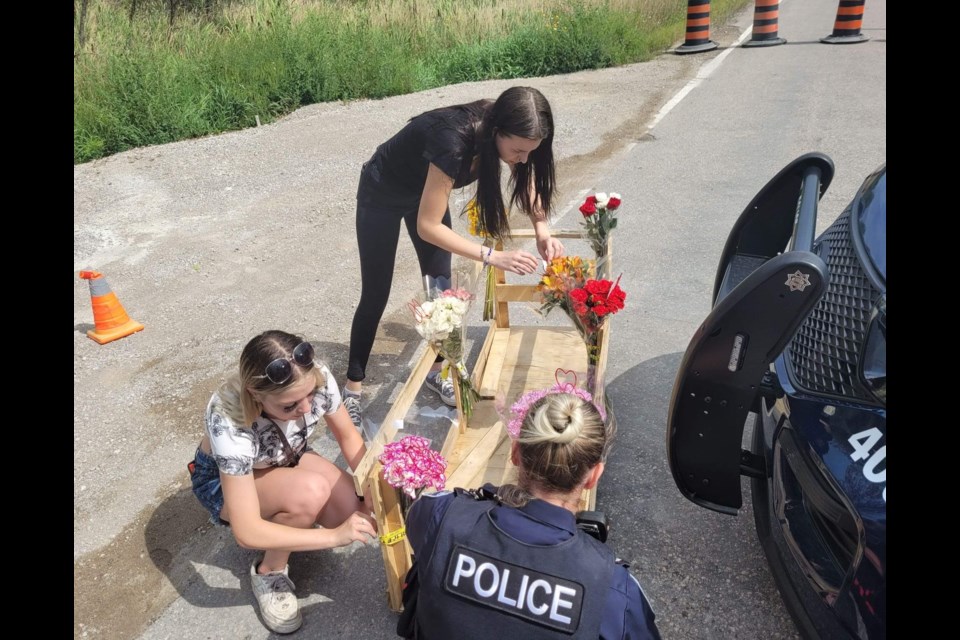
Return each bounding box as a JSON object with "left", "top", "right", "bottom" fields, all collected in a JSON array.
[
  {"left": 579, "top": 191, "right": 622, "bottom": 273},
  {"left": 537, "top": 256, "right": 626, "bottom": 393}
]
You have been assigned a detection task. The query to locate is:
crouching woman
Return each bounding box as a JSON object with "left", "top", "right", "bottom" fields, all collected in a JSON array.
[{"left": 189, "top": 329, "right": 377, "bottom": 634}]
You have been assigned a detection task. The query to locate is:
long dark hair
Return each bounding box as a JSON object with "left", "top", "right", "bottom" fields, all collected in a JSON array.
[{"left": 473, "top": 86, "right": 556, "bottom": 242}]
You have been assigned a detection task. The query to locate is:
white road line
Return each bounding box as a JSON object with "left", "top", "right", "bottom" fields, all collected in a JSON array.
[{"left": 553, "top": 19, "right": 756, "bottom": 224}]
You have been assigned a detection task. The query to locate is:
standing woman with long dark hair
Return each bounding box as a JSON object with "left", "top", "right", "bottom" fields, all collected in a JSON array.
[{"left": 343, "top": 86, "right": 565, "bottom": 423}]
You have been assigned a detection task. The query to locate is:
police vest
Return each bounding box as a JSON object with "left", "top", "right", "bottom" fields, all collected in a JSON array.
[{"left": 415, "top": 491, "right": 615, "bottom": 639}]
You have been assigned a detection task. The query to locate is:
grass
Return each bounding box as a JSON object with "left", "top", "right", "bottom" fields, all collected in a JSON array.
[{"left": 74, "top": 0, "right": 751, "bottom": 164}]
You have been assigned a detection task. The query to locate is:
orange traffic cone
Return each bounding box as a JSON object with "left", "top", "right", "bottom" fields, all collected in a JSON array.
[
  {"left": 822, "top": 0, "right": 869, "bottom": 44},
  {"left": 79, "top": 270, "right": 144, "bottom": 344},
  {"left": 742, "top": 0, "right": 787, "bottom": 48},
  {"left": 675, "top": 0, "right": 718, "bottom": 54}
]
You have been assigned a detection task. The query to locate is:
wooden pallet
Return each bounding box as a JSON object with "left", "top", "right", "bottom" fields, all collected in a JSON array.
[{"left": 351, "top": 229, "right": 613, "bottom": 611}]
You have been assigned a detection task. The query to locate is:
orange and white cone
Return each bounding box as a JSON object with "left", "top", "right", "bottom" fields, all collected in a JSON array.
[{"left": 79, "top": 270, "right": 144, "bottom": 344}]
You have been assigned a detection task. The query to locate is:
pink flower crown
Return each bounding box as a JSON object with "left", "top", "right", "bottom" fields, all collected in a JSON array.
[{"left": 507, "top": 369, "right": 607, "bottom": 439}]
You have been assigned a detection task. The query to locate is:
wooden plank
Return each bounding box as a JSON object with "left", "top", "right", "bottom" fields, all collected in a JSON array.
[
  {"left": 510, "top": 228, "right": 587, "bottom": 240},
  {"left": 438, "top": 420, "right": 463, "bottom": 466},
  {"left": 494, "top": 283, "right": 541, "bottom": 303},
  {"left": 370, "top": 465, "right": 413, "bottom": 612},
  {"left": 441, "top": 401, "right": 501, "bottom": 472},
  {"left": 495, "top": 262, "right": 510, "bottom": 328},
  {"left": 494, "top": 327, "right": 588, "bottom": 401},
  {"left": 478, "top": 328, "right": 511, "bottom": 397},
  {"left": 470, "top": 434, "right": 518, "bottom": 488},
  {"left": 579, "top": 486, "right": 596, "bottom": 512},
  {"left": 441, "top": 421, "right": 488, "bottom": 474},
  {"left": 445, "top": 421, "right": 506, "bottom": 489},
  {"left": 470, "top": 320, "right": 498, "bottom": 391},
  {"left": 352, "top": 342, "right": 439, "bottom": 494}
]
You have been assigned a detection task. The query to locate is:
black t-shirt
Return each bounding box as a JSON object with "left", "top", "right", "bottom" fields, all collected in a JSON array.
[{"left": 358, "top": 99, "right": 492, "bottom": 206}]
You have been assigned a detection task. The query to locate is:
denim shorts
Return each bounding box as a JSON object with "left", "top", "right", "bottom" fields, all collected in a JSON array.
[{"left": 189, "top": 447, "right": 229, "bottom": 527}]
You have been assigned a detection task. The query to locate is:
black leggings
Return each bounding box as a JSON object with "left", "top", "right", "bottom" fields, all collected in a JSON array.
[{"left": 347, "top": 199, "right": 451, "bottom": 382}]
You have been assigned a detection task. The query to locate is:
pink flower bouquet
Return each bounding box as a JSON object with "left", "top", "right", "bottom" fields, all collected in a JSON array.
[{"left": 378, "top": 435, "right": 447, "bottom": 500}]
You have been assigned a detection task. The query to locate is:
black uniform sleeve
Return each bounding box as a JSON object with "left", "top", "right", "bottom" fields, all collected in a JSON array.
[{"left": 622, "top": 567, "right": 662, "bottom": 640}]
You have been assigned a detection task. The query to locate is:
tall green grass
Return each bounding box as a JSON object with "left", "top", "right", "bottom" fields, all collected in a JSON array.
[{"left": 74, "top": 0, "right": 750, "bottom": 164}]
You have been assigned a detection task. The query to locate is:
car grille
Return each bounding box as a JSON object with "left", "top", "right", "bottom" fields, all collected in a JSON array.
[{"left": 785, "top": 210, "right": 882, "bottom": 404}]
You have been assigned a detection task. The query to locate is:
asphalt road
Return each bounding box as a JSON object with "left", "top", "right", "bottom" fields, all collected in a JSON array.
[{"left": 73, "top": 1, "right": 886, "bottom": 638}]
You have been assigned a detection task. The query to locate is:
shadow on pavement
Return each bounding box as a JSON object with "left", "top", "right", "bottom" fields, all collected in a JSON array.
[{"left": 143, "top": 486, "right": 401, "bottom": 637}]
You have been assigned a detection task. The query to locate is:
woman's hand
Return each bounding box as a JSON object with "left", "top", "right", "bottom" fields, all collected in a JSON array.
[
  {"left": 489, "top": 248, "right": 540, "bottom": 275},
  {"left": 330, "top": 511, "right": 378, "bottom": 547},
  {"left": 530, "top": 213, "right": 563, "bottom": 262},
  {"left": 536, "top": 235, "right": 565, "bottom": 262}
]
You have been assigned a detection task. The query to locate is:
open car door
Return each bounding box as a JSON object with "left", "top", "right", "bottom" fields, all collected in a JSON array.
[{"left": 666, "top": 153, "right": 834, "bottom": 515}]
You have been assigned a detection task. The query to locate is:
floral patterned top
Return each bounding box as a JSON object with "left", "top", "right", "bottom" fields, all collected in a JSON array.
[{"left": 204, "top": 363, "right": 342, "bottom": 476}]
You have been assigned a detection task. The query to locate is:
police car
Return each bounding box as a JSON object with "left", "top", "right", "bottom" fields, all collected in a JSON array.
[{"left": 666, "top": 153, "right": 886, "bottom": 639}]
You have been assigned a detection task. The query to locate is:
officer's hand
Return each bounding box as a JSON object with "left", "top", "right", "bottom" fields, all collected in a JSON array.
[{"left": 489, "top": 248, "right": 539, "bottom": 275}]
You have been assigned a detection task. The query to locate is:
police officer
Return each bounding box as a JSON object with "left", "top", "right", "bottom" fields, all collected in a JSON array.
[{"left": 401, "top": 389, "right": 661, "bottom": 639}]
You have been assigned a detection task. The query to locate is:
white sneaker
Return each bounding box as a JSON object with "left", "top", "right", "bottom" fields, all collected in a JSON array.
[
  {"left": 425, "top": 371, "right": 457, "bottom": 407},
  {"left": 250, "top": 560, "right": 302, "bottom": 634}
]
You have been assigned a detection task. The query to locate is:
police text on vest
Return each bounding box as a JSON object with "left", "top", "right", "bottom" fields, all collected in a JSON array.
[{"left": 444, "top": 545, "right": 584, "bottom": 633}]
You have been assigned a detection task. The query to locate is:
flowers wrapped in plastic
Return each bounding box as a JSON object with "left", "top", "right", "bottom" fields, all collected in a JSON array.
[
  {"left": 538, "top": 255, "right": 595, "bottom": 312},
  {"left": 537, "top": 256, "right": 627, "bottom": 394},
  {"left": 579, "top": 191, "right": 622, "bottom": 273},
  {"left": 409, "top": 273, "right": 481, "bottom": 418},
  {"left": 466, "top": 197, "right": 496, "bottom": 322},
  {"left": 378, "top": 435, "right": 447, "bottom": 512}
]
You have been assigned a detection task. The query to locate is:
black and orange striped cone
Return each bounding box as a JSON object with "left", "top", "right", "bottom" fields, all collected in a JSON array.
[
  {"left": 675, "top": 0, "right": 718, "bottom": 54},
  {"left": 79, "top": 270, "right": 144, "bottom": 344},
  {"left": 822, "top": 0, "right": 869, "bottom": 44},
  {"left": 742, "top": 0, "right": 787, "bottom": 48}
]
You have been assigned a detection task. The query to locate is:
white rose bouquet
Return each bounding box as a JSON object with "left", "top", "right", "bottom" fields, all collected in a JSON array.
[{"left": 408, "top": 275, "right": 481, "bottom": 417}]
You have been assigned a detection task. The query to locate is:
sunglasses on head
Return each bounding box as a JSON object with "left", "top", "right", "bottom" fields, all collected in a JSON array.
[{"left": 255, "top": 341, "right": 316, "bottom": 385}]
